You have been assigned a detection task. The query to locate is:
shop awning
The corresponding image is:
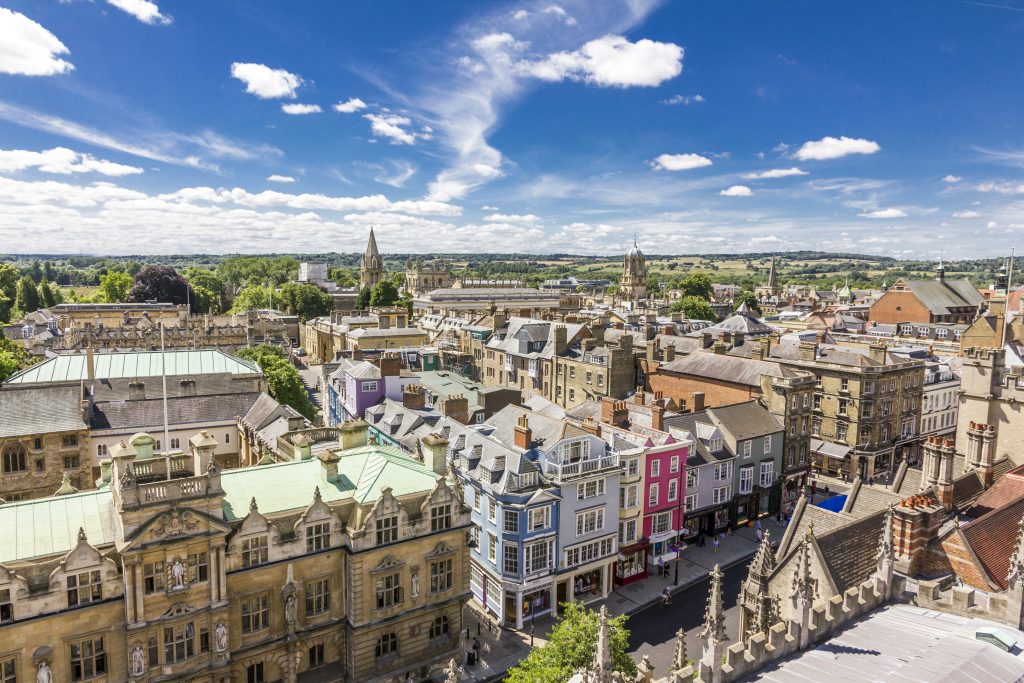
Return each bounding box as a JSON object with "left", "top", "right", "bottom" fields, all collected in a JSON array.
[{"left": 810, "top": 438, "right": 852, "bottom": 460}]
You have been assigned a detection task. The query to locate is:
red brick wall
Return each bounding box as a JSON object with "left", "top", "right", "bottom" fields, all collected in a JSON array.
[
  {"left": 937, "top": 532, "right": 992, "bottom": 590},
  {"left": 869, "top": 290, "right": 933, "bottom": 325},
  {"left": 646, "top": 371, "right": 758, "bottom": 410}
]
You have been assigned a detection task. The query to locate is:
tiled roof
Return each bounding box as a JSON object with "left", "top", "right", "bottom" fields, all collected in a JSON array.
[
  {"left": 952, "top": 471, "right": 986, "bottom": 509},
  {"left": 902, "top": 278, "right": 985, "bottom": 314},
  {"left": 4, "top": 349, "right": 260, "bottom": 384},
  {"left": 486, "top": 404, "right": 585, "bottom": 451},
  {"left": 707, "top": 401, "right": 783, "bottom": 441},
  {"left": 969, "top": 465, "right": 1024, "bottom": 517},
  {"left": 960, "top": 496, "right": 1024, "bottom": 590},
  {"left": 816, "top": 509, "right": 887, "bottom": 592},
  {"left": 0, "top": 385, "right": 87, "bottom": 438},
  {"left": 91, "top": 392, "right": 261, "bottom": 431},
  {"left": 0, "top": 489, "right": 118, "bottom": 562},
  {"left": 240, "top": 392, "right": 292, "bottom": 431},
  {"left": 660, "top": 350, "right": 806, "bottom": 387}
]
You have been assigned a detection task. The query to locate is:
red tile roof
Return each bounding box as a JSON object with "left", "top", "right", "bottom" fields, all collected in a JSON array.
[
  {"left": 961, "top": 496, "right": 1024, "bottom": 590},
  {"left": 969, "top": 464, "right": 1024, "bottom": 518}
]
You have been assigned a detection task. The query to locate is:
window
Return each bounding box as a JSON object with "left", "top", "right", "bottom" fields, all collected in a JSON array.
[
  {"left": 836, "top": 423, "right": 848, "bottom": 442},
  {"left": 759, "top": 461, "right": 774, "bottom": 488},
  {"left": 684, "top": 494, "right": 697, "bottom": 512},
  {"left": 431, "top": 504, "right": 452, "bottom": 532},
  {"left": 578, "top": 479, "right": 605, "bottom": 500},
  {"left": 225, "top": 433, "right": 230, "bottom": 444},
  {"left": 247, "top": 663, "right": 265, "bottom": 683},
  {"left": 575, "top": 508, "right": 605, "bottom": 536},
  {"left": 713, "top": 486, "right": 732, "bottom": 505},
  {"left": 840, "top": 378, "right": 849, "bottom": 392},
  {"left": 2, "top": 445, "right": 26, "bottom": 473},
  {"left": 618, "top": 519, "right": 637, "bottom": 545},
  {"left": 97, "top": 444, "right": 108, "bottom": 457},
  {"left": 620, "top": 483, "right": 638, "bottom": 509},
  {"left": 241, "top": 594, "right": 270, "bottom": 633},
  {"left": 0, "top": 589, "right": 9, "bottom": 624},
  {"left": 739, "top": 467, "right": 753, "bottom": 494},
  {"left": 306, "top": 578, "right": 330, "bottom": 616},
  {"left": 650, "top": 459, "right": 660, "bottom": 477},
  {"left": 309, "top": 643, "right": 325, "bottom": 668},
  {"left": 803, "top": 393, "right": 810, "bottom": 407},
  {"left": 62, "top": 434, "right": 79, "bottom": 448},
  {"left": 487, "top": 534, "right": 496, "bottom": 563},
  {"left": 813, "top": 418, "right": 821, "bottom": 435},
  {"left": 528, "top": 506, "right": 550, "bottom": 531},
  {"left": 488, "top": 500, "right": 497, "bottom": 523},
  {"left": 375, "top": 515, "right": 398, "bottom": 545},
  {"left": 625, "top": 458, "right": 639, "bottom": 477},
  {"left": 714, "top": 462, "right": 732, "bottom": 482},
  {"left": 838, "top": 398, "right": 848, "bottom": 415},
  {"left": 148, "top": 635, "right": 158, "bottom": 668},
  {"left": 430, "top": 558, "right": 453, "bottom": 592},
  {"left": 242, "top": 536, "right": 268, "bottom": 567},
  {"left": 503, "top": 544, "right": 519, "bottom": 574},
  {"left": 651, "top": 511, "right": 671, "bottom": 534},
  {"left": 742, "top": 441, "right": 751, "bottom": 458},
  {"left": 375, "top": 633, "right": 398, "bottom": 658},
  {"left": 67, "top": 570, "right": 102, "bottom": 607},
  {"left": 33, "top": 438, "right": 42, "bottom": 450},
  {"left": 813, "top": 395, "right": 821, "bottom": 410},
  {"left": 430, "top": 615, "right": 450, "bottom": 639},
  {"left": 568, "top": 388, "right": 575, "bottom": 402},
  {"left": 375, "top": 573, "right": 402, "bottom": 609},
  {"left": 303, "top": 521, "right": 331, "bottom": 552},
  {"left": 163, "top": 622, "right": 195, "bottom": 664},
  {"left": 597, "top": 374, "right": 604, "bottom": 387},
  {"left": 864, "top": 381, "right": 874, "bottom": 394},
  {"left": 762, "top": 435, "right": 772, "bottom": 453},
  {"left": 170, "top": 438, "right": 180, "bottom": 450},
  {"left": 362, "top": 381, "right": 378, "bottom": 392},
  {"left": 144, "top": 561, "right": 165, "bottom": 594},
  {"left": 564, "top": 537, "right": 615, "bottom": 567},
  {"left": 586, "top": 371, "right": 593, "bottom": 384},
  {"left": 649, "top": 483, "right": 659, "bottom": 506},
  {"left": 670, "top": 455, "right": 680, "bottom": 473},
  {"left": 525, "top": 539, "right": 554, "bottom": 573},
  {"left": 200, "top": 627, "right": 209, "bottom": 653},
  {"left": 503, "top": 509, "right": 519, "bottom": 533},
  {"left": 687, "top": 469, "right": 698, "bottom": 488},
  {"left": 668, "top": 479, "right": 678, "bottom": 502},
  {"left": 64, "top": 455, "right": 80, "bottom": 469},
  {"left": 70, "top": 637, "right": 106, "bottom": 681}
]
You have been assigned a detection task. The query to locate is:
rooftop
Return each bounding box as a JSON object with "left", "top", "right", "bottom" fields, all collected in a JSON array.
[
  {"left": 0, "top": 385, "right": 87, "bottom": 438},
  {"left": 3, "top": 349, "right": 260, "bottom": 385}
]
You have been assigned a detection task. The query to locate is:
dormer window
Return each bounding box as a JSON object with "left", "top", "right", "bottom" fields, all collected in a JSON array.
[
  {"left": 375, "top": 515, "right": 398, "bottom": 545},
  {"left": 431, "top": 504, "right": 452, "bottom": 532},
  {"left": 242, "top": 536, "right": 269, "bottom": 568},
  {"left": 709, "top": 438, "right": 723, "bottom": 452},
  {"left": 67, "top": 570, "right": 102, "bottom": 607}
]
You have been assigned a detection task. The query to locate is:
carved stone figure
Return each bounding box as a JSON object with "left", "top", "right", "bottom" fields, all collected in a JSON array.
[
  {"left": 36, "top": 662, "right": 52, "bottom": 683},
  {"left": 214, "top": 622, "right": 228, "bottom": 652},
  {"left": 169, "top": 559, "right": 185, "bottom": 588},
  {"left": 411, "top": 570, "right": 420, "bottom": 599},
  {"left": 130, "top": 645, "right": 145, "bottom": 677},
  {"left": 285, "top": 592, "right": 297, "bottom": 632}
]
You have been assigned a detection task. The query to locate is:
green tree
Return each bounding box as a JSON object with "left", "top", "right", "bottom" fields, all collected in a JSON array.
[
  {"left": 277, "top": 283, "right": 334, "bottom": 322},
  {"left": 328, "top": 267, "right": 357, "bottom": 288},
  {"left": 0, "top": 336, "right": 39, "bottom": 383},
  {"left": 190, "top": 285, "right": 219, "bottom": 315},
  {"left": 506, "top": 603, "right": 636, "bottom": 683},
  {"left": 38, "top": 278, "right": 63, "bottom": 308},
  {"left": 735, "top": 289, "right": 760, "bottom": 312},
  {"left": 671, "top": 295, "right": 716, "bottom": 321},
  {"left": 678, "top": 271, "right": 713, "bottom": 300},
  {"left": 99, "top": 271, "right": 134, "bottom": 303},
  {"left": 217, "top": 256, "right": 298, "bottom": 287},
  {"left": 185, "top": 268, "right": 226, "bottom": 313},
  {"left": 230, "top": 285, "right": 275, "bottom": 313},
  {"left": 15, "top": 275, "right": 40, "bottom": 313},
  {"left": 0, "top": 264, "right": 18, "bottom": 303},
  {"left": 235, "top": 345, "right": 316, "bottom": 420},
  {"left": 369, "top": 280, "right": 400, "bottom": 308},
  {"left": 354, "top": 286, "right": 372, "bottom": 311}
]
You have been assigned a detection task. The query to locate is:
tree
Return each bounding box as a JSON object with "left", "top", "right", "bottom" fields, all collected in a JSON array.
[
  {"left": 328, "top": 267, "right": 357, "bottom": 288},
  {"left": 0, "top": 337, "right": 39, "bottom": 383},
  {"left": 230, "top": 285, "right": 274, "bottom": 313},
  {"left": 369, "top": 280, "right": 400, "bottom": 308},
  {"left": 38, "top": 278, "right": 62, "bottom": 308},
  {"left": 99, "top": 271, "right": 134, "bottom": 303},
  {"left": 671, "top": 295, "right": 716, "bottom": 321},
  {"left": 185, "top": 268, "right": 226, "bottom": 313},
  {"left": 735, "top": 289, "right": 760, "bottom": 312},
  {"left": 234, "top": 345, "right": 317, "bottom": 420},
  {"left": 354, "top": 286, "right": 372, "bottom": 311},
  {"left": 0, "top": 264, "right": 18, "bottom": 303},
  {"left": 506, "top": 603, "right": 636, "bottom": 683},
  {"left": 191, "top": 285, "right": 219, "bottom": 315},
  {"left": 678, "top": 271, "right": 713, "bottom": 300},
  {"left": 277, "top": 283, "right": 333, "bottom": 322},
  {"left": 15, "top": 275, "right": 40, "bottom": 314},
  {"left": 129, "top": 265, "right": 195, "bottom": 309}
]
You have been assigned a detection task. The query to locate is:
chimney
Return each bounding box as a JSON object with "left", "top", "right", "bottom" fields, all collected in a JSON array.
[
  {"left": 578, "top": 417, "right": 601, "bottom": 436},
  {"left": 798, "top": 342, "right": 817, "bottom": 361},
  {"left": 965, "top": 421, "right": 984, "bottom": 470},
  {"left": 287, "top": 415, "right": 306, "bottom": 431},
  {"left": 892, "top": 497, "right": 945, "bottom": 576},
  {"left": 868, "top": 344, "right": 887, "bottom": 364},
  {"left": 634, "top": 387, "right": 646, "bottom": 406},
  {"left": 554, "top": 325, "right": 569, "bottom": 355},
  {"left": 178, "top": 379, "right": 197, "bottom": 397},
  {"left": 403, "top": 384, "right": 426, "bottom": 410},
  {"left": 734, "top": 332, "right": 744, "bottom": 347},
  {"left": 751, "top": 342, "right": 765, "bottom": 362},
  {"left": 421, "top": 432, "right": 449, "bottom": 476},
  {"left": 618, "top": 333, "right": 632, "bottom": 354},
  {"left": 937, "top": 438, "right": 956, "bottom": 510},
  {"left": 646, "top": 339, "right": 656, "bottom": 365},
  {"left": 86, "top": 347, "right": 95, "bottom": 382},
  {"left": 720, "top": 331, "right": 733, "bottom": 346},
  {"left": 377, "top": 352, "right": 401, "bottom": 378},
  {"left": 338, "top": 419, "right": 369, "bottom": 450},
  {"left": 700, "top": 331, "right": 712, "bottom": 349},
  {"left": 651, "top": 401, "right": 665, "bottom": 432},
  {"left": 712, "top": 342, "right": 727, "bottom": 355},
  {"left": 816, "top": 331, "right": 826, "bottom": 344},
  {"left": 514, "top": 413, "right": 532, "bottom": 450},
  {"left": 980, "top": 424, "right": 998, "bottom": 487},
  {"left": 663, "top": 343, "right": 676, "bottom": 363},
  {"left": 128, "top": 381, "right": 146, "bottom": 401},
  {"left": 318, "top": 450, "right": 340, "bottom": 481},
  {"left": 441, "top": 394, "right": 470, "bottom": 425},
  {"left": 377, "top": 314, "right": 390, "bottom": 330},
  {"left": 691, "top": 392, "right": 705, "bottom": 414},
  {"left": 492, "top": 310, "right": 507, "bottom": 330}
]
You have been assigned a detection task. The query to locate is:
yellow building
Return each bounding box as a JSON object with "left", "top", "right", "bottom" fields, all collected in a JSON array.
[{"left": 0, "top": 421, "right": 470, "bottom": 683}]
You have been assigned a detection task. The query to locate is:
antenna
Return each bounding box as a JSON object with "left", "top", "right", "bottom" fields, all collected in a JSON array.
[{"left": 160, "top": 320, "right": 170, "bottom": 462}]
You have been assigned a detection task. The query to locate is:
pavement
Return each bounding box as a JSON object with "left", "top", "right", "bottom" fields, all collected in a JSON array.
[
  {"left": 297, "top": 362, "right": 323, "bottom": 411},
  {"left": 442, "top": 524, "right": 765, "bottom": 682}
]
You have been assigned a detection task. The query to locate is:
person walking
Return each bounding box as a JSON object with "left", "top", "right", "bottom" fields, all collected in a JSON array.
[
  {"left": 775, "top": 510, "right": 783, "bottom": 527},
  {"left": 657, "top": 555, "right": 664, "bottom": 577},
  {"left": 756, "top": 527, "right": 764, "bottom": 543},
  {"left": 698, "top": 533, "right": 706, "bottom": 548},
  {"left": 713, "top": 537, "right": 720, "bottom": 555}
]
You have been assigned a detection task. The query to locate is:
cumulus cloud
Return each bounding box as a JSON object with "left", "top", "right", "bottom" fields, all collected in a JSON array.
[
  {"left": 484, "top": 213, "right": 541, "bottom": 223},
  {"left": 521, "top": 34, "right": 683, "bottom": 87},
  {"left": 230, "top": 62, "right": 303, "bottom": 99},
  {"left": 106, "top": 0, "right": 172, "bottom": 25},
  {"left": 363, "top": 113, "right": 431, "bottom": 145},
  {"left": 542, "top": 5, "right": 577, "bottom": 25},
  {"left": 977, "top": 181, "right": 1024, "bottom": 195},
  {"left": 794, "top": 136, "right": 880, "bottom": 161},
  {"left": 0, "top": 8, "right": 75, "bottom": 76},
  {"left": 266, "top": 174, "right": 295, "bottom": 183},
  {"left": 859, "top": 208, "right": 907, "bottom": 218},
  {"left": 333, "top": 98, "right": 367, "bottom": 114},
  {"left": 952, "top": 210, "right": 980, "bottom": 218},
  {"left": 943, "top": 175, "right": 962, "bottom": 183},
  {"left": 720, "top": 185, "right": 753, "bottom": 197},
  {"left": 281, "top": 103, "right": 322, "bottom": 115},
  {"left": 0, "top": 146, "right": 143, "bottom": 176},
  {"left": 742, "top": 167, "right": 808, "bottom": 179},
  {"left": 661, "top": 94, "right": 704, "bottom": 106},
  {"left": 652, "top": 153, "right": 712, "bottom": 171}
]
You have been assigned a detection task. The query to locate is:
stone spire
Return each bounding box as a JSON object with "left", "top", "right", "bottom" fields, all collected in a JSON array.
[
  {"left": 360, "top": 227, "right": 385, "bottom": 289},
  {"left": 700, "top": 565, "right": 727, "bottom": 643},
  {"left": 444, "top": 658, "right": 459, "bottom": 683},
  {"left": 792, "top": 532, "right": 816, "bottom": 649},
  {"left": 876, "top": 505, "right": 895, "bottom": 576},
  {"left": 739, "top": 530, "right": 778, "bottom": 643},
  {"left": 767, "top": 255, "right": 778, "bottom": 292},
  {"left": 1007, "top": 513, "right": 1024, "bottom": 589},
  {"left": 672, "top": 628, "right": 688, "bottom": 671},
  {"left": 592, "top": 604, "right": 614, "bottom": 683}
]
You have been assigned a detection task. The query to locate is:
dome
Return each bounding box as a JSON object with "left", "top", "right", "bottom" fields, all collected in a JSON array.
[{"left": 626, "top": 242, "right": 644, "bottom": 258}]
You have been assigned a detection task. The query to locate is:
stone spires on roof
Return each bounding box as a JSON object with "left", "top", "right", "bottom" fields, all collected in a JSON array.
[
  {"left": 749, "top": 529, "right": 776, "bottom": 580},
  {"left": 767, "top": 255, "right": 778, "bottom": 290},
  {"left": 1007, "top": 511, "right": 1024, "bottom": 588},
  {"left": 700, "top": 564, "right": 727, "bottom": 643},
  {"left": 877, "top": 504, "right": 895, "bottom": 574},
  {"left": 792, "top": 531, "right": 815, "bottom": 606},
  {"left": 54, "top": 472, "right": 79, "bottom": 496},
  {"left": 592, "top": 604, "right": 614, "bottom": 682},
  {"left": 673, "top": 627, "right": 688, "bottom": 671}
]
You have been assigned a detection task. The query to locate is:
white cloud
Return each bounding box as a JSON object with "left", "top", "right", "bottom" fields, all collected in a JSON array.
[
  {"left": 720, "top": 185, "right": 753, "bottom": 197},
  {"left": 512, "top": 9, "right": 529, "bottom": 20},
  {"left": 363, "top": 113, "right": 430, "bottom": 145},
  {"left": 794, "top": 136, "right": 880, "bottom": 161},
  {"left": 859, "top": 208, "right": 907, "bottom": 218},
  {"left": 484, "top": 213, "right": 541, "bottom": 223},
  {"left": 742, "top": 167, "right": 808, "bottom": 179},
  {"left": 0, "top": 146, "right": 143, "bottom": 176},
  {"left": 230, "top": 62, "right": 303, "bottom": 99},
  {"left": 266, "top": 174, "right": 295, "bottom": 183},
  {"left": 661, "top": 94, "right": 704, "bottom": 106},
  {"left": 952, "top": 210, "right": 980, "bottom": 218},
  {"left": 0, "top": 8, "right": 74, "bottom": 76},
  {"left": 373, "top": 160, "right": 417, "bottom": 188},
  {"left": 943, "top": 175, "right": 962, "bottom": 183},
  {"left": 481, "top": 205, "right": 499, "bottom": 211},
  {"left": 522, "top": 35, "right": 683, "bottom": 87},
  {"left": 332, "top": 98, "right": 367, "bottom": 114},
  {"left": 977, "top": 181, "right": 1024, "bottom": 195},
  {"left": 105, "top": 0, "right": 172, "bottom": 25},
  {"left": 542, "top": 5, "right": 577, "bottom": 25},
  {"left": 281, "top": 103, "right": 322, "bottom": 115},
  {"left": 652, "top": 153, "right": 712, "bottom": 171}
]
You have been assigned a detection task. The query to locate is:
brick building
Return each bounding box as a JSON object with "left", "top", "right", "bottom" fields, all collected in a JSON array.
[{"left": 868, "top": 267, "right": 983, "bottom": 325}]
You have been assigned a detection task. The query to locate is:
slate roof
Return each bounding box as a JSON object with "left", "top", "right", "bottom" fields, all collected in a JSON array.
[
  {"left": 364, "top": 398, "right": 442, "bottom": 450},
  {"left": 346, "top": 327, "right": 427, "bottom": 339},
  {"left": 240, "top": 392, "right": 294, "bottom": 431},
  {"left": 960, "top": 496, "right": 1024, "bottom": 590},
  {"left": 486, "top": 317, "right": 587, "bottom": 360},
  {"left": 0, "top": 489, "right": 118, "bottom": 563},
  {"left": 813, "top": 509, "right": 887, "bottom": 592},
  {"left": 703, "top": 313, "right": 776, "bottom": 336},
  {"left": 707, "top": 401, "right": 784, "bottom": 442},
  {"left": 659, "top": 350, "right": 807, "bottom": 387},
  {"left": 91, "top": 392, "right": 261, "bottom": 431},
  {"left": 0, "top": 385, "right": 87, "bottom": 438},
  {"left": 901, "top": 278, "right": 984, "bottom": 315},
  {"left": 663, "top": 411, "right": 733, "bottom": 466},
  {"left": 4, "top": 349, "right": 259, "bottom": 384},
  {"left": 485, "top": 404, "right": 586, "bottom": 451}
]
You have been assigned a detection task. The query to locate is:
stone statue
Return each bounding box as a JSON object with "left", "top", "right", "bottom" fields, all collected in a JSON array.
[
  {"left": 214, "top": 622, "right": 228, "bottom": 652},
  {"left": 285, "top": 592, "right": 297, "bottom": 633},
  {"left": 411, "top": 571, "right": 420, "bottom": 599},
  {"left": 170, "top": 559, "right": 185, "bottom": 588},
  {"left": 131, "top": 645, "right": 145, "bottom": 677},
  {"left": 36, "top": 662, "right": 52, "bottom": 683}
]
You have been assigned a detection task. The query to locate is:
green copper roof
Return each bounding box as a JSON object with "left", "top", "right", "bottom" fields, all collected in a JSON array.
[
  {"left": 220, "top": 443, "right": 442, "bottom": 520},
  {"left": 4, "top": 349, "right": 260, "bottom": 385},
  {"left": 0, "top": 489, "right": 118, "bottom": 563}
]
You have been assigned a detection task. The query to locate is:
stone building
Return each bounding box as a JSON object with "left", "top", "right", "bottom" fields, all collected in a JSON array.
[
  {"left": 404, "top": 259, "right": 453, "bottom": 297},
  {"left": 480, "top": 316, "right": 589, "bottom": 401},
  {"left": 958, "top": 346, "right": 1024, "bottom": 462},
  {"left": 551, "top": 330, "right": 638, "bottom": 410},
  {"left": 0, "top": 420, "right": 470, "bottom": 683},
  {"left": 620, "top": 241, "right": 647, "bottom": 302},
  {"left": 359, "top": 228, "right": 385, "bottom": 290}
]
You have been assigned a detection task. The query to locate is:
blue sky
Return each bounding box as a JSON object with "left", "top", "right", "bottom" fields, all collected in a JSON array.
[{"left": 1, "top": 0, "right": 1023, "bottom": 257}]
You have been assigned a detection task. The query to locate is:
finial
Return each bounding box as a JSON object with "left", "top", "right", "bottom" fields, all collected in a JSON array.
[
  {"left": 1007, "top": 512, "right": 1024, "bottom": 588},
  {"left": 313, "top": 486, "right": 322, "bottom": 501},
  {"left": 77, "top": 527, "right": 87, "bottom": 542},
  {"left": 699, "top": 564, "right": 727, "bottom": 642},
  {"left": 250, "top": 497, "right": 258, "bottom": 512},
  {"left": 673, "top": 627, "right": 688, "bottom": 671}
]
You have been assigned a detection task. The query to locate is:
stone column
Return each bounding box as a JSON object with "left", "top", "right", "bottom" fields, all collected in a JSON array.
[
  {"left": 698, "top": 565, "right": 728, "bottom": 683},
  {"left": 123, "top": 560, "right": 138, "bottom": 625},
  {"left": 515, "top": 591, "right": 524, "bottom": 630},
  {"left": 209, "top": 546, "right": 219, "bottom": 604},
  {"left": 217, "top": 545, "right": 228, "bottom": 603}
]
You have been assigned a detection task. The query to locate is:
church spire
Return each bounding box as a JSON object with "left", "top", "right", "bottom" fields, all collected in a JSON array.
[
  {"left": 360, "top": 227, "right": 385, "bottom": 289},
  {"left": 700, "top": 564, "right": 727, "bottom": 643}
]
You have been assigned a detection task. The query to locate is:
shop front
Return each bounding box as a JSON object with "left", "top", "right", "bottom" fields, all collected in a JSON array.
[
  {"left": 682, "top": 516, "right": 701, "bottom": 541},
  {"left": 782, "top": 471, "right": 807, "bottom": 510},
  {"left": 811, "top": 438, "right": 852, "bottom": 478},
  {"left": 501, "top": 576, "right": 555, "bottom": 630},
  {"left": 470, "top": 562, "right": 504, "bottom": 624},
  {"left": 556, "top": 550, "right": 614, "bottom": 608},
  {"left": 614, "top": 540, "right": 648, "bottom": 586},
  {"left": 647, "top": 529, "right": 676, "bottom": 567}
]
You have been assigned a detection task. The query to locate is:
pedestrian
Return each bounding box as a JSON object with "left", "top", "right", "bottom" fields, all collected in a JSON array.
[
  {"left": 824, "top": 485, "right": 831, "bottom": 497},
  {"left": 472, "top": 637, "right": 480, "bottom": 658},
  {"left": 755, "top": 519, "right": 762, "bottom": 532},
  {"left": 775, "top": 510, "right": 783, "bottom": 527},
  {"left": 662, "top": 587, "right": 672, "bottom": 606},
  {"left": 406, "top": 672, "right": 415, "bottom": 683},
  {"left": 698, "top": 533, "right": 706, "bottom": 548},
  {"left": 713, "top": 537, "right": 720, "bottom": 555},
  {"left": 756, "top": 528, "right": 763, "bottom": 543},
  {"left": 657, "top": 556, "right": 664, "bottom": 577},
  {"left": 665, "top": 560, "right": 672, "bottom": 580}
]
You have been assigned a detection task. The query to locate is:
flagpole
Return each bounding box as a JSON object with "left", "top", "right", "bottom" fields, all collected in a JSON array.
[{"left": 161, "top": 320, "right": 170, "bottom": 461}]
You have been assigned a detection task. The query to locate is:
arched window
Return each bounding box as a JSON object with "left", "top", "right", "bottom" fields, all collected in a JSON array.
[
  {"left": 430, "top": 615, "right": 449, "bottom": 639},
  {"left": 374, "top": 633, "right": 397, "bottom": 658},
  {"left": 2, "top": 444, "right": 27, "bottom": 474}
]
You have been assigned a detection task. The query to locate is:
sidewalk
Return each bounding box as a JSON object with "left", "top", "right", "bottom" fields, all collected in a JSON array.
[{"left": 443, "top": 525, "right": 763, "bottom": 681}]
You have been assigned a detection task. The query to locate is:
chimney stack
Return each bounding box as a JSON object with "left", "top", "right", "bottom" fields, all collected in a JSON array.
[
  {"left": 634, "top": 387, "right": 646, "bottom": 406},
  {"left": 338, "top": 419, "right": 369, "bottom": 450},
  {"left": 514, "top": 413, "right": 532, "bottom": 450},
  {"left": 403, "top": 384, "right": 426, "bottom": 410},
  {"left": 128, "top": 381, "right": 146, "bottom": 401},
  {"left": 441, "top": 394, "right": 470, "bottom": 425},
  {"left": 663, "top": 343, "right": 676, "bottom": 363},
  {"left": 421, "top": 432, "right": 449, "bottom": 476},
  {"left": 691, "top": 392, "right": 705, "bottom": 413},
  {"left": 868, "top": 344, "right": 887, "bottom": 365},
  {"left": 651, "top": 401, "right": 665, "bottom": 432},
  {"left": 554, "top": 325, "right": 569, "bottom": 355}
]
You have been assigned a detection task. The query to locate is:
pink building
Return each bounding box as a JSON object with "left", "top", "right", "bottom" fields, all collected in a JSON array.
[{"left": 640, "top": 436, "right": 691, "bottom": 566}]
